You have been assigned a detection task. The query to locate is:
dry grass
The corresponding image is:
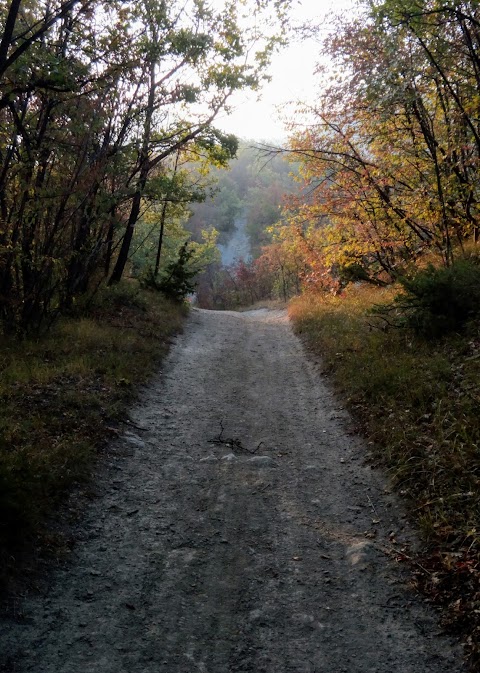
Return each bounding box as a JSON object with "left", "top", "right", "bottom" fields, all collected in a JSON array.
[
  {"left": 0, "top": 282, "right": 187, "bottom": 589},
  {"left": 289, "top": 284, "right": 480, "bottom": 666}
]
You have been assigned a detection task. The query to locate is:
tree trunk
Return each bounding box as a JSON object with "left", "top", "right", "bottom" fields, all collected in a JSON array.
[
  {"left": 154, "top": 199, "right": 168, "bottom": 278},
  {"left": 108, "top": 55, "right": 156, "bottom": 285},
  {"left": 108, "top": 187, "right": 143, "bottom": 285}
]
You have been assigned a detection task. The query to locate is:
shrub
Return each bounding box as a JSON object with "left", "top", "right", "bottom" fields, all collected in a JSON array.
[
  {"left": 397, "top": 260, "right": 480, "bottom": 338},
  {"left": 370, "top": 260, "right": 480, "bottom": 339},
  {"left": 142, "top": 243, "right": 197, "bottom": 301}
]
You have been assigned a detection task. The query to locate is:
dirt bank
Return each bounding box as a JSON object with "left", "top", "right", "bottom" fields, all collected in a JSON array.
[{"left": 0, "top": 308, "right": 466, "bottom": 672}]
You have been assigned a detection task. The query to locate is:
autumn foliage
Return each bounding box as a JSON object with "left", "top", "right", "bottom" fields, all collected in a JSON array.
[{"left": 245, "top": 1, "right": 480, "bottom": 298}]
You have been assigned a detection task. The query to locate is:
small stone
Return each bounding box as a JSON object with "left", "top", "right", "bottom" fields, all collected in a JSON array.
[
  {"left": 200, "top": 454, "right": 218, "bottom": 462},
  {"left": 247, "top": 456, "right": 275, "bottom": 467},
  {"left": 123, "top": 432, "right": 146, "bottom": 449}
]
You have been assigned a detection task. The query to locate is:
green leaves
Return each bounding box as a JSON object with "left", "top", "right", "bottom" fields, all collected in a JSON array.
[
  {"left": 0, "top": 0, "right": 294, "bottom": 330},
  {"left": 169, "top": 29, "right": 213, "bottom": 62}
]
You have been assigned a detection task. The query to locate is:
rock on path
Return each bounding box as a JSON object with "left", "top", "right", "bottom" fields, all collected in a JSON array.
[{"left": 0, "top": 308, "right": 466, "bottom": 672}]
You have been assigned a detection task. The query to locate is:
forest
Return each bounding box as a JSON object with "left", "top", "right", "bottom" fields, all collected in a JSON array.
[
  {"left": 2, "top": 0, "right": 480, "bottom": 325},
  {"left": 0, "top": 0, "right": 289, "bottom": 333},
  {"left": 1, "top": 0, "right": 480, "bottom": 664}
]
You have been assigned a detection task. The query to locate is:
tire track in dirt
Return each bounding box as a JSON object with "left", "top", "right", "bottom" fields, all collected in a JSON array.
[{"left": 0, "top": 308, "right": 466, "bottom": 672}]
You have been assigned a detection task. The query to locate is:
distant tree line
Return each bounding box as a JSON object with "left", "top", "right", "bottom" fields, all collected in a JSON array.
[{"left": 186, "top": 143, "right": 302, "bottom": 253}]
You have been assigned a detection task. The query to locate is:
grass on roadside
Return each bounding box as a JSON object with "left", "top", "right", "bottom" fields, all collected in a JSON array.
[
  {"left": 0, "top": 282, "right": 187, "bottom": 589},
  {"left": 289, "top": 284, "right": 480, "bottom": 665}
]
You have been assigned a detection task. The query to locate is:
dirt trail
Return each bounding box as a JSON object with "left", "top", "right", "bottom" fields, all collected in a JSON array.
[{"left": 1, "top": 308, "right": 466, "bottom": 673}]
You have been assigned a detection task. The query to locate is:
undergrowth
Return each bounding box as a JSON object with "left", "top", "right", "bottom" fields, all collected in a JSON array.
[
  {"left": 0, "top": 282, "right": 186, "bottom": 589},
  {"left": 289, "top": 283, "right": 480, "bottom": 666}
]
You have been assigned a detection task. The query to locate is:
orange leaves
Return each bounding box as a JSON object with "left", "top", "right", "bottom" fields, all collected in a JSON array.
[{"left": 274, "top": 0, "right": 480, "bottom": 288}]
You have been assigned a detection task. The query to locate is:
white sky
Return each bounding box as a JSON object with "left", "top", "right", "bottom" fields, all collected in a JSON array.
[{"left": 215, "top": 0, "right": 356, "bottom": 142}]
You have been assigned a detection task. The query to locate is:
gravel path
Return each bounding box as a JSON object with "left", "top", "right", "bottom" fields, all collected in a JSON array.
[{"left": 0, "top": 308, "right": 466, "bottom": 673}]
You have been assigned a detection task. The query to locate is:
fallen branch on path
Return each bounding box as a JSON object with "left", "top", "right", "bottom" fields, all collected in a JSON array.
[{"left": 208, "top": 420, "right": 264, "bottom": 455}]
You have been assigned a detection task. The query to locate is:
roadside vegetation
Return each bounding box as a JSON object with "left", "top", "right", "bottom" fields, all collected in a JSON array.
[
  {"left": 0, "top": 283, "right": 186, "bottom": 590},
  {"left": 289, "top": 267, "right": 480, "bottom": 667}
]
